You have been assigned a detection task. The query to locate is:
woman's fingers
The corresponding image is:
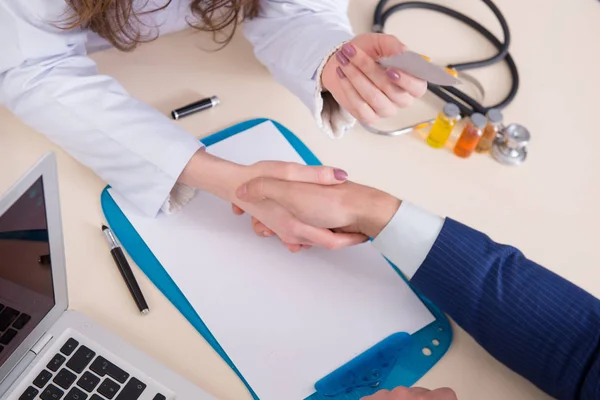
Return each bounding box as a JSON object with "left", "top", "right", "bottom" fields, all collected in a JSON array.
[
  {"left": 283, "top": 242, "right": 303, "bottom": 253},
  {"left": 333, "top": 41, "right": 427, "bottom": 121},
  {"left": 290, "top": 222, "right": 369, "bottom": 250},
  {"left": 252, "top": 217, "right": 275, "bottom": 237},
  {"left": 386, "top": 68, "right": 428, "bottom": 98},
  {"left": 336, "top": 66, "right": 378, "bottom": 125},
  {"left": 337, "top": 46, "right": 397, "bottom": 118},
  {"left": 232, "top": 203, "right": 245, "bottom": 215},
  {"left": 249, "top": 211, "right": 367, "bottom": 250},
  {"left": 357, "top": 34, "right": 426, "bottom": 98},
  {"left": 255, "top": 161, "right": 348, "bottom": 185}
]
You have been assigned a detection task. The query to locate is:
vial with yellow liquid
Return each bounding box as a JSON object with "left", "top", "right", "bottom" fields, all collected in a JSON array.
[{"left": 426, "top": 103, "right": 460, "bottom": 148}]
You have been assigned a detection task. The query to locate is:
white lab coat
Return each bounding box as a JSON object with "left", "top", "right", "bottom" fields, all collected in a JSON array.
[{"left": 0, "top": 0, "right": 355, "bottom": 216}]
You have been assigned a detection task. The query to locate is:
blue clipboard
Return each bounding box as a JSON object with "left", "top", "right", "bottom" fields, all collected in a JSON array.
[{"left": 101, "top": 118, "right": 452, "bottom": 400}]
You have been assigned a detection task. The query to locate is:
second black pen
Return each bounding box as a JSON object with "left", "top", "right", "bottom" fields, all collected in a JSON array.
[{"left": 102, "top": 224, "right": 149, "bottom": 315}]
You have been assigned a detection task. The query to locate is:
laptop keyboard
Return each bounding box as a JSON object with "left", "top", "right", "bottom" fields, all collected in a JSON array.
[
  {"left": 19, "top": 337, "right": 167, "bottom": 400},
  {"left": 0, "top": 303, "right": 31, "bottom": 353}
]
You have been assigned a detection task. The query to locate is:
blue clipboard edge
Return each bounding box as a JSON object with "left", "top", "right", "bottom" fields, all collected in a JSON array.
[{"left": 101, "top": 118, "right": 452, "bottom": 399}]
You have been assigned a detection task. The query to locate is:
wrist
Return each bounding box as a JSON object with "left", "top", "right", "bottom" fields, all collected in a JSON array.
[
  {"left": 178, "top": 150, "right": 248, "bottom": 201},
  {"left": 356, "top": 189, "right": 401, "bottom": 238}
]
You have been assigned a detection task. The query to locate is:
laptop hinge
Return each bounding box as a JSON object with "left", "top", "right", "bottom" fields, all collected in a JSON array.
[{"left": 31, "top": 332, "right": 53, "bottom": 355}]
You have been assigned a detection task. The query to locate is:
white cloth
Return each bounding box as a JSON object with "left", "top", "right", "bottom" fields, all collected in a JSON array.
[
  {"left": 372, "top": 202, "right": 445, "bottom": 279},
  {"left": 0, "top": 0, "right": 355, "bottom": 216}
]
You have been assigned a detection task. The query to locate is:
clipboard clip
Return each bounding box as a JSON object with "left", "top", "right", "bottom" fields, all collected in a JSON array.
[{"left": 314, "top": 332, "right": 413, "bottom": 397}]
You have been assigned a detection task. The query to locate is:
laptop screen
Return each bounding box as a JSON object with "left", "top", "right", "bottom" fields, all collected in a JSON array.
[{"left": 0, "top": 177, "right": 55, "bottom": 366}]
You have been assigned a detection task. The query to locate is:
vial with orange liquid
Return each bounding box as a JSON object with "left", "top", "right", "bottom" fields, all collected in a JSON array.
[
  {"left": 476, "top": 109, "right": 503, "bottom": 153},
  {"left": 454, "top": 113, "right": 486, "bottom": 158},
  {"left": 426, "top": 103, "right": 460, "bottom": 148}
]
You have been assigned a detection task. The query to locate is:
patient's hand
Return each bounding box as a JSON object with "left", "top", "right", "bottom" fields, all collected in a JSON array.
[{"left": 233, "top": 178, "right": 401, "bottom": 252}]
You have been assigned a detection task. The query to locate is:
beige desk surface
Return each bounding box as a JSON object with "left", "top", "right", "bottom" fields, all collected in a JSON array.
[{"left": 1, "top": 1, "right": 599, "bottom": 399}]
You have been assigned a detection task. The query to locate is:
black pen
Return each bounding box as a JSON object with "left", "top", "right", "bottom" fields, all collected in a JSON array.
[
  {"left": 171, "top": 96, "right": 220, "bottom": 120},
  {"left": 102, "top": 225, "right": 149, "bottom": 315}
]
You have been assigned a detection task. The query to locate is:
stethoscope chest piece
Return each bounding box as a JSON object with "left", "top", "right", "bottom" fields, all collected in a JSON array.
[{"left": 491, "top": 123, "right": 530, "bottom": 166}]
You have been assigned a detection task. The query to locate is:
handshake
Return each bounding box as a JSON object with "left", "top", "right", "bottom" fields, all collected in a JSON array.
[{"left": 228, "top": 161, "right": 402, "bottom": 252}]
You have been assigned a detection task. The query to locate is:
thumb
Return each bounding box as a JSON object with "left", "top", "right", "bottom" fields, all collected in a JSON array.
[
  {"left": 236, "top": 177, "right": 284, "bottom": 203},
  {"left": 360, "top": 33, "right": 407, "bottom": 60}
]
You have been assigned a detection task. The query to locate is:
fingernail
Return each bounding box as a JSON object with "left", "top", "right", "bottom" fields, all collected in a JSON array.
[
  {"left": 236, "top": 184, "right": 247, "bottom": 198},
  {"left": 336, "top": 51, "right": 349, "bottom": 66},
  {"left": 334, "top": 168, "right": 348, "bottom": 181},
  {"left": 336, "top": 67, "right": 346, "bottom": 79},
  {"left": 341, "top": 43, "right": 356, "bottom": 58},
  {"left": 386, "top": 69, "right": 400, "bottom": 81}
]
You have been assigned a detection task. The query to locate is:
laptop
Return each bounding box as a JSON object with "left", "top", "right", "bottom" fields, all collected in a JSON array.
[{"left": 0, "top": 153, "right": 215, "bottom": 400}]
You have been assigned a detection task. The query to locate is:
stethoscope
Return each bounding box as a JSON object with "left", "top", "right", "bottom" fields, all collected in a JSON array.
[{"left": 366, "top": 0, "right": 530, "bottom": 165}]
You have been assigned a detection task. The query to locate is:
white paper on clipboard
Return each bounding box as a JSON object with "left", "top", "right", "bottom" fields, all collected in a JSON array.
[{"left": 109, "top": 121, "right": 435, "bottom": 400}]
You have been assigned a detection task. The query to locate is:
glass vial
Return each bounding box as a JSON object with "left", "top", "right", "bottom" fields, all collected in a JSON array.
[
  {"left": 476, "top": 109, "right": 503, "bottom": 153},
  {"left": 454, "top": 113, "right": 486, "bottom": 158},
  {"left": 426, "top": 103, "right": 460, "bottom": 148}
]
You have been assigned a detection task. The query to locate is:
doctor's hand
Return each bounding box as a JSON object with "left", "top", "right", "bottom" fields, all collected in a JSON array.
[
  {"left": 321, "top": 33, "right": 427, "bottom": 126},
  {"left": 361, "top": 387, "right": 458, "bottom": 400},
  {"left": 234, "top": 178, "right": 402, "bottom": 251}
]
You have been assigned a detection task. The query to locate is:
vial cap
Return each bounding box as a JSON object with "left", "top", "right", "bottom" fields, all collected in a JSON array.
[
  {"left": 486, "top": 108, "right": 503, "bottom": 124},
  {"left": 471, "top": 113, "right": 487, "bottom": 129},
  {"left": 442, "top": 103, "right": 460, "bottom": 119}
]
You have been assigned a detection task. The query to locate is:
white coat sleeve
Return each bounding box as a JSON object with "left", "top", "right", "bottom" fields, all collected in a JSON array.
[
  {"left": 243, "top": 0, "right": 356, "bottom": 139},
  {"left": 0, "top": 0, "right": 202, "bottom": 217}
]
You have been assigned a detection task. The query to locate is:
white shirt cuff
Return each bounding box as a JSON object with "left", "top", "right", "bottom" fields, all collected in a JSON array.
[{"left": 372, "top": 201, "right": 445, "bottom": 279}]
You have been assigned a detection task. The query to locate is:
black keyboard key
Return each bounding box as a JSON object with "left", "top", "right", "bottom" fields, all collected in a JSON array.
[
  {"left": 115, "top": 377, "right": 146, "bottom": 400},
  {"left": 0, "top": 328, "right": 17, "bottom": 345},
  {"left": 12, "top": 313, "right": 31, "bottom": 329},
  {"left": 97, "top": 378, "right": 120, "bottom": 399},
  {"left": 90, "top": 356, "right": 129, "bottom": 383},
  {"left": 153, "top": 394, "right": 166, "bottom": 400},
  {"left": 0, "top": 303, "right": 4, "bottom": 311},
  {"left": 47, "top": 353, "right": 67, "bottom": 372},
  {"left": 65, "top": 387, "right": 88, "bottom": 400},
  {"left": 77, "top": 371, "right": 101, "bottom": 392},
  {"left": 40, "top": 384, "right": 64, "bottom": 400},
  {"left": 33, "top": 369, "right": 54, "bottom": 388},
  {"left": 19, "top": 386, "right": 39, "bottom": 400},
  {"left": 60, "top": 338, "right": 79, "bottom": 356},
  {"left": 53, "top": 368, "right": 77, "bottom": 390},
  {"left": 90, "top": 395, "right": 104, "bottom": 400},
  {"left": 0, "top": 307, "right": 19, "bottom": 331},
  {"left": 66, "top": 346, "right": 95, "bottom": 373},
  {"left": 0, "top": 344, "right": 3, "bottom": 353}
]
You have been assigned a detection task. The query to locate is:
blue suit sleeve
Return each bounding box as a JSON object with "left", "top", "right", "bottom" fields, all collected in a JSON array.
[{"left": 411, "top": 219, "right": 600, "bottom": 400}]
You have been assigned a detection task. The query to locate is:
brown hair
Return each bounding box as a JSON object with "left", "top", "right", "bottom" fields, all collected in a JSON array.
[{"left": 62, "top": 0, "right": 260, "bottom": 51}]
